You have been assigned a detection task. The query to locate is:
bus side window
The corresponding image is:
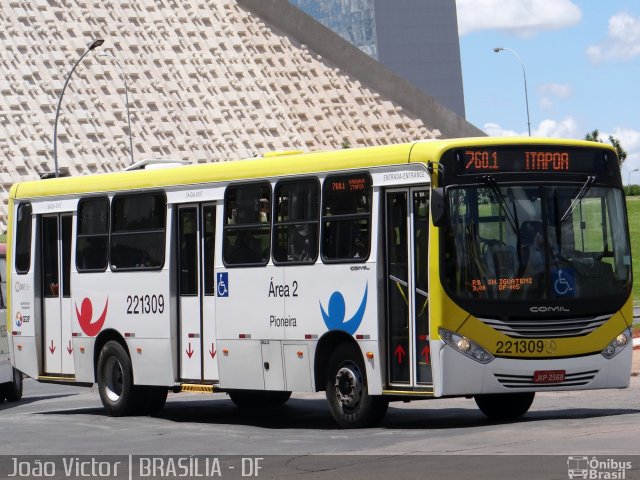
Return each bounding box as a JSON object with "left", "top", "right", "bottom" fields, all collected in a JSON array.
[
  {"left": 223, "top": 182, "right": 271, "bottom": 267},
  {"left": 321, "top": 173, "right": 372, "bottom": 263},
  {"left": 15, "top": 203, "right": 32, "bottom": 274},
  {"left": 76, "top": 196, "right": 109, "bottom": 272},
  {"left": 273, "top": 178, "right": 319, "bottom": 264},
  {"left": 110, "top": 192, "right": 166, "bottom": 270}
]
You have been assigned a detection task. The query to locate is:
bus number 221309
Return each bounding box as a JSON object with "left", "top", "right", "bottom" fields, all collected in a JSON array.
[{"left": 126, "top": 294, "right": 165, "bottom": 315}]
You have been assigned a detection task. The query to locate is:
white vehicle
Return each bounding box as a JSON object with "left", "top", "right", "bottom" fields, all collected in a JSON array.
[
  {"left": 0, "top": 243, "right": 23, "bottom": 402},
  {"left": 5, "top": 138, "right": 633, "bottom": 427}
]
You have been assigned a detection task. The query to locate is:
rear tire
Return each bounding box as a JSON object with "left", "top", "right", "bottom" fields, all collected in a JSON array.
[
  {"left": 97, "top": 341, "right": 138, "bottom": 416},
  {"left": 475, "top": 392, "right": 535, "bottom": 420},
  {"left": 3, "top": 368, "right": 23, "bottom": 402},
  {"left": 136, "top": 386, "right": 168, "bottom": 415},
  {"left": 229, "top": 390, "right": 291, "bottom": 408},
  {"left": 325, "top": 343, "right": 388, "bottom": 428}
]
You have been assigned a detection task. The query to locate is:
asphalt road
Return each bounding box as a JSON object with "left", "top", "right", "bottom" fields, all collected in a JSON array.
[{"left": 0, "top": 352, "right": 638, "bottom": 479}]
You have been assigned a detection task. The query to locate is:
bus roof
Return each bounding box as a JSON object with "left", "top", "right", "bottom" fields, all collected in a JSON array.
[{"left": 10, "top": 137, "right": 615, "bottom": 200}]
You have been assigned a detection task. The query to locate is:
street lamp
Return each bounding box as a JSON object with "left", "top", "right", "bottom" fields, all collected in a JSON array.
[
  {"left": 494, "top": 47, "right": 531, "bottom": 136},
  {"left": 627, "top": 168, "right": 639, "bottom": 186},
  {"left": 53, "top": 38, "right": 104, "bottom": 177},
  {"left": 97, "top": 52, "right": 135, "bottom": 166}
]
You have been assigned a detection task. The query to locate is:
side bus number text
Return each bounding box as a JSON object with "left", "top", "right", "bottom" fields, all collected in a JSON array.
[{"left": 126, "top": 294, "right": 165, "bottom": 315}]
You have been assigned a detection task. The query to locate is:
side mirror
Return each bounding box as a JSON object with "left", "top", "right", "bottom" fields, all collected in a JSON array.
[{"left": 430, "top": 187, "right": 446, "bottom": 227}]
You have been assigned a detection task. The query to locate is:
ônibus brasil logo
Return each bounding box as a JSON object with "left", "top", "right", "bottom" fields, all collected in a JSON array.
[
  {"left": 75, "top": 297, "right": 109, "bottom": 337},
  {"left": 319, "top": 284, "right": 367, "bottom": 335}
]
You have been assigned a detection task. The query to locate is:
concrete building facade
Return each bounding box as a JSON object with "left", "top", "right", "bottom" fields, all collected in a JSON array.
[
  {"left": 289, "top": 0, "right": 466, "bottom": 117},
  {"left": 0, "top": 0, "right": 480, "bottom": 228}
]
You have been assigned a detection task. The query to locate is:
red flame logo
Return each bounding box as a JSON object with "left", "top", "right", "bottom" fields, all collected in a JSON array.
[{"left": 75, "top": 297, "right": 108, "bottom": 337}]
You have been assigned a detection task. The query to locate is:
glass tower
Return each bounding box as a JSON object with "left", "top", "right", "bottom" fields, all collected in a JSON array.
[
  {"left": 290, "top": 0, "right": 378, "bottom": 58},
  {"left": 288, "top": 0, "right": 466, "bottom": 118}
]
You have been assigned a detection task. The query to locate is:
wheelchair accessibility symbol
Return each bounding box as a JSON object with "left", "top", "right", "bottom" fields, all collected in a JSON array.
[
  {"left": 217, "top": 272, "right": 229, "bottom": 297},
  {"left": 552, "top": 268, "right": 575, "bottom": 297}
]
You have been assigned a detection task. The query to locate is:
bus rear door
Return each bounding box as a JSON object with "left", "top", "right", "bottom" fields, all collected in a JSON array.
[
  {"left": 177, "top": 204, "right": 218, "bottom": 382},
  {"left": 40, "top": 214, "right": 74, "bottom": 376}
]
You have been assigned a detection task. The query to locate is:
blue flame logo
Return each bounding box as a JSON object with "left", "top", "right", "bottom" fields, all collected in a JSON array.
[{"left": 319, "top": 284, "right": 368, "bottom": 335}]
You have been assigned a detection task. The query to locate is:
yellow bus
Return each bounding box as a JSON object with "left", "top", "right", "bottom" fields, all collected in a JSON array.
[{"left": 5, "top": 137, "right": 633, "bottom": 427}]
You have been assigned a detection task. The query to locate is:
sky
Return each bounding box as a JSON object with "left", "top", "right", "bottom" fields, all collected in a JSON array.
[{"left": 455, "top": 0, "right": 640, "bottom": 184}]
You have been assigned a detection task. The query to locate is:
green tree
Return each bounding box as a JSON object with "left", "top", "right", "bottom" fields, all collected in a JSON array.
[{"left": 585, "top": 129, "right": 628, "bottom": 164}]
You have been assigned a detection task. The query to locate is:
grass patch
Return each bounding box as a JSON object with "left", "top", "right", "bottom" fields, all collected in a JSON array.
[{"left": 627, "top": 196, "right": 640, "bottom": 303}]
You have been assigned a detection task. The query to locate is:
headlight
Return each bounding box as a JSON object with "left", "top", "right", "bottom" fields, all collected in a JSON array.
[
  {"left": 601, "top": 328, "right": 631, "bottom": 359},
  {"left": 439, "top": 328, "right": 494, "bottom": 364}
]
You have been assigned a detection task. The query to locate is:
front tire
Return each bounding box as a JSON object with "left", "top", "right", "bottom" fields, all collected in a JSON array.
[
  {"left": 325, "top": 343, "right": 388, "bottom": 428},
  {"left": 474, "top": 392, "right": 535, "bottom": 421},
  {"left": 97, "top": 341, "right": 138, "bottom": 416}
]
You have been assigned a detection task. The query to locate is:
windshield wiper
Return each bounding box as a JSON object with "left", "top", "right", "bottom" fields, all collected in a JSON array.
[
  {"left": 482, "top": 175, "right": 518, "bottom": 234},
  {"left": 560, "top": 175, "right": 596, "bottom": 223}
]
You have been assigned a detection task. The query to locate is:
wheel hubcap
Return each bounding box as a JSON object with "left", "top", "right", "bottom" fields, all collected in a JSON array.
[
  {"left": 334, "top": 362, "right": 362, "bottom": 411},
  {"left": 104, "top": 357, "right": 124, "bottom": 402}
]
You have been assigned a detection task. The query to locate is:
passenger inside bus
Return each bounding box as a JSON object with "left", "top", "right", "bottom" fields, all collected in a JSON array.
[{"left": 520, "top": 221, "right": 545, "bottom": 276}]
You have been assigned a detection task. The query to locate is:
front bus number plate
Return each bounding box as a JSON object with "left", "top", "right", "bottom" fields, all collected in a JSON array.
[{"left": 533, "top": 370, "right": 565, "bottom": 383}]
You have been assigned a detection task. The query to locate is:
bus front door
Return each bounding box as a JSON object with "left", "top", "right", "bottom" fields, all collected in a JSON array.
[
  {"left": 41, "top": 214, "right": 73, "bottom": 376},
  {"left": 177, "top": 204, "right": 218, "bottom": 382},
  {"left": 385, "top": 188, "right": 431, "bottom": 387}
]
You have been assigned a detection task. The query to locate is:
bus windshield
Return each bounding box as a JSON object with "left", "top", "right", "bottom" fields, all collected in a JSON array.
[{"left": 444, "top": 184, "right": 631, "bottom": 302}]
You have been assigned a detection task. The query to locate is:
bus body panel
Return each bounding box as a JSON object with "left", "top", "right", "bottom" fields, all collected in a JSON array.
[
  {"left": 10, "top": 335, "right": 39, "bottom": 381},
  {"left": 217, "top": 339, "right": 266, "bottom": 390},
  {"left": 215, "top": 262, "right": 380, "bottom": 392},
  {"left": 9, "top": 213, "right": 40, "bottom": 380},
  {"left": 282, "top": 343, "right": 313, "bottom": 391},
  {"left": 455, "top": 310, "right": 630, "bottom": 360},
  {"left": 0, "top": 308, "right": 12, "bottom": 382},
  {"left": 436, "top": 339, "right": 632, "bottom": 397},
  {"left": 72, "top": 336, "right": 95, "bottom": 383},
  {"left": 127, "top": 338, "right": 176, "bottom": 387}
]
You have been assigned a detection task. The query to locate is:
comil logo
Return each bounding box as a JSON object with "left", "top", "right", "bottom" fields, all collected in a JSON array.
[{"left": 567, "top": 456, "right": 632, "bottom": 479}]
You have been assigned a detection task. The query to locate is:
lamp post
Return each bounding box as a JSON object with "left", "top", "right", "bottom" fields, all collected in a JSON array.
[
  {"left": 97, "top": 52, "right": 135, "bottom": 166},
  {"left": 627, "top": 168, "right": 639, "bottom": 186},
  {"left": 53, "top": 38, "right": 104, "bottom": 178},
  {"left": 493, "top": 47, "right": 531, "bottom": 136}
]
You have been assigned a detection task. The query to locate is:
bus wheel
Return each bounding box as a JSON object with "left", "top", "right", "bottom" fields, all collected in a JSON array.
[
  {"left": 229, "top": 390, "right": 291, "bottom": 408},
  {"left": 136, "top": 387, "right": 168, "bottom": 415},
  {"left": 475, "top": 392, "right": 535, "bottom": 420},
  {"left": 97, "top": 341, "right": 137, "bottom": 416},
  {"left": 325, "top": 344, "right": 388, "bottom": 428},
  {"left": 3, "top": 368, "right": 23, "bottom": 402}
]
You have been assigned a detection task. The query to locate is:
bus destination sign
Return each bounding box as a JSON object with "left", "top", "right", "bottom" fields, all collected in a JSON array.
[{"left": 454, "top": 147, "right": 612, "bottom": 176}]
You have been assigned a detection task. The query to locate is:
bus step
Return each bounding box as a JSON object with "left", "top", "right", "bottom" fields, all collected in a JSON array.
[
  {"left": 180, "top": 383, "right": 216, "bottom": 393},
  {"left": 382, "top": 387, "right": 434, "bottom": 397},
  {"left": 38, "top": 375, "right": 77, "bottom": 383}
]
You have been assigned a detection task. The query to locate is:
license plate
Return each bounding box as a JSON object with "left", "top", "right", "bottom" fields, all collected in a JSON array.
[{"left": 533, "top": 370, "right": 565, "bottom": 383}]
